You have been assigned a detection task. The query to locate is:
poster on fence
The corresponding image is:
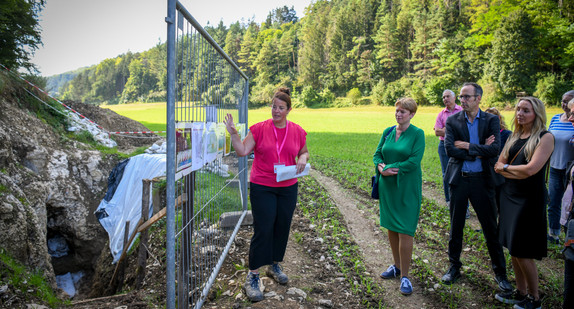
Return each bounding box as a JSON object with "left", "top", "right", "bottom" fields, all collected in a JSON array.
[
  {"left": 204, "top": 122, "right": 218, "bottom": 164},
  {"left": 191, "top": 122, "right": 205, "bottom": 171},
  {"left": 225, "top": 129, "right": 231, "bottom": 156},
  {"left": 235, "top": 122, "right": 246, "bottom": 140},
  {"left": 175, "top": 124, "right": 192, "bottom": 172},
  {"left": 216, "top": 123, "right": 226, "bottom": 159}
]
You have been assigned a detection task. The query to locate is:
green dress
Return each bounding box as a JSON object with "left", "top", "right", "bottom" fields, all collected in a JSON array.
[{"left": 373, "top": 125, "right": 425, "bottom": 236}]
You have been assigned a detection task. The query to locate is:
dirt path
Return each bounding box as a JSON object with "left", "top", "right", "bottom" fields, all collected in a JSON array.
[
  {"left": 196, "top": 168, "right": 516, "bottom": 308},
  {"left": 311, "top": 170, "right": 435, "bottom": 308}
]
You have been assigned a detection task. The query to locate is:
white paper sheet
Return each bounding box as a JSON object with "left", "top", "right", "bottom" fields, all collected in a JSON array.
[{"left": 276, "top": 163, "right": 311, "bottom": 182}]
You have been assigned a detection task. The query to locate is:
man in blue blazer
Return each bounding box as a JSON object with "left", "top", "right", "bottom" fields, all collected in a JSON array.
[{"left": 442, "top": 82, "right": 512, "bottom": 292}]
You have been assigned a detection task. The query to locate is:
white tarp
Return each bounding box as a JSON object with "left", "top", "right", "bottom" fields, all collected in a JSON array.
[
  {"left": 95, "top": 153, "right": 166, "bottom": 263},
  {"left": 56, "top": 271, "right": 83, "bottom": 298}
]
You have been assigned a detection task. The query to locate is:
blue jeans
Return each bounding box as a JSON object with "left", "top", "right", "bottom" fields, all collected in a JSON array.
[
  {"left": 548, "top": 167, "right": 565, "bottom": 235},
  {"left": 438, "top": 140, "right": 450, "bottom": 202}
]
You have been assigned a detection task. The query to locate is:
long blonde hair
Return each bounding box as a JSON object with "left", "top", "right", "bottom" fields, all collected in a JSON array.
[{"left": 500, "top": 97, "right": 547, "bottom": 162}]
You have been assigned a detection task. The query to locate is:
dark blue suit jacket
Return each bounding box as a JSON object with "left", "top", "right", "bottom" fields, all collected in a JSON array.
[{"left": 444, "top": 109, "right": 502, "bottom": 186}]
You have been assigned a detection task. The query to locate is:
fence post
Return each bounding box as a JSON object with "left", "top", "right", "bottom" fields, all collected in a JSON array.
[
  {"left": 240, "top": 80, "right": 249, "bottom": 211},
  {"left": 137, "top": 179, "right": 151, "bottom": 289},
  {"left": 115, "top": 220, "right": 130, "bottom": 291},
  {"left": 165, "top": 0, "right": 177, "bottom": 307}
]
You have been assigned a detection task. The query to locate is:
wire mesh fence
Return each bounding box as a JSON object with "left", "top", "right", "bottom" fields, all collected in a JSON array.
[{"left": 166, "top": 1, "right": 249, "bottom": 308}]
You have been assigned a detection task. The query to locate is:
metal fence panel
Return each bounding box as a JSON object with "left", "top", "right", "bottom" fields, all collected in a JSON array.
[{"left": 166, "top": 1, "right": 249, "bottom": 308}]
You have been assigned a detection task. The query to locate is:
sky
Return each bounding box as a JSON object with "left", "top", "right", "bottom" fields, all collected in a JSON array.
[{"left": 31, "top": 0, "right": 313, "bottom": 77}]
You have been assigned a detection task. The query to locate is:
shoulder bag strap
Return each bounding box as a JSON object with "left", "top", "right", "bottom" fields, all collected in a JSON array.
[
  {"left": 509, "top": 142, "right": 526, "bottom": 165},
  {"left": 384, "top": 125, "right": 396, "bottom": 141}
]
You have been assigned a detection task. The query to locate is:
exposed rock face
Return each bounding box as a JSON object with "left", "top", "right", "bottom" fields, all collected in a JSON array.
[
  {"left": 0, "top": 85, "right": 156, "bottom": 289},
  {"left": 0, "top": 97, "right": 120, "bottom": 286}
]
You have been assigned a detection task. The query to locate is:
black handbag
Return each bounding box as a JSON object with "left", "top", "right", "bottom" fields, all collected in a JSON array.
[
  {"left": 564, "top": 219, "right": 574, "bottom": 261},
  {"left": 371, "top": 175, "right": 379, "bottom": 199},
  {"left": 564, "top": 207, "right": 574, "bottom": 261},
  {"left": 371, "top": 125, "right": 395, "bottom": 200}
]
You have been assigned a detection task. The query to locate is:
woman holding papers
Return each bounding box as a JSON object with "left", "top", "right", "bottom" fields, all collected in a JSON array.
[
  {"left": 373, "top": 97, "right": 425, "bottom": 296},
  {"left": 224, "top": 87, "right": 309, "bottom": 302}
]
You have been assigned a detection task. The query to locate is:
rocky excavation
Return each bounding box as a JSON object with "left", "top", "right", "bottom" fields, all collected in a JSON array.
[{"left": 0, "top": 75, "right": 160, "bottom": 306}]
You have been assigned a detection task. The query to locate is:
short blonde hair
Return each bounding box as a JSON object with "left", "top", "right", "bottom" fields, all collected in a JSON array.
[
  {"left": 568, "top": 97, "right": 574, "bottom": 110},
  {"left": 395, "top": 97, "right": 417, "bottom": 114}
]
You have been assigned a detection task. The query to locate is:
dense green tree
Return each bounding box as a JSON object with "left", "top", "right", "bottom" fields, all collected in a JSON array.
[
  {"left": 265, "top": 6, "right": 299, "bottom": 29},
  {"left": 92, "top": 58, "right": 119, "bottom": 102},
  {"left": 205, "top": 21, "right": 228, "bottom": 49},
  {"left": 62, "top": 71, "right": 93, "bottom": 102},
  {"left": 0, "top": 0, "right": 44, "bottom": 72},
  {"left": 121, "top": 58, "right": 158, "bottom": 103},
  {"left": 50, "top": 0, "right": 574, "bottom": 106},
  {"left": 277, "top": 23, "right": 299, "bottom": 71},
  {"left": 486, "top": 9, "right": 537, "bottom": 98},
  {"left": 298, "top": 0, "right": 333, "bottom": 90},
  {"left": 373, "top": 4, "right": 406, "bottom": 82},
  {"left": 326, "top": 0, "right": 378, "bottom": 92},
  {"left": 224, "top": 22, "right": 243, "bottom": 64}
]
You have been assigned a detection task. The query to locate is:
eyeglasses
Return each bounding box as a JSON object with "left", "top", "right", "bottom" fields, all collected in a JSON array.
[{"left": 458, "top": 94, "right": 478, "bottom": 101}]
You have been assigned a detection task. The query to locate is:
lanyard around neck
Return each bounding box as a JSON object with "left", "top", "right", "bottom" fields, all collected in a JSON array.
[{"left": 273, "top": 121, "right": 288, "bottom": 162}]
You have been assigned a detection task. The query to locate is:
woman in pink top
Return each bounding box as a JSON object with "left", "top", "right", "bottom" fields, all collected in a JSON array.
[{"left": 224, "top": 87, "right": 309, "bottom": 302}]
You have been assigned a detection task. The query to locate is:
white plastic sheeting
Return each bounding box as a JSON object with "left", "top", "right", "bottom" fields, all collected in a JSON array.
[
  {"left": 67, "top": 112, "right": 117, "bottom": 148},
  {"left": 95, "top": 153, "right": 166, "bottom": 263},
  {"left": 56, "top": 271, "right": 83, "bottom": 297}
]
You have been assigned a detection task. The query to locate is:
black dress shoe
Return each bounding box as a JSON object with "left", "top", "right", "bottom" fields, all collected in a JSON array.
[
  {"left": 495, "top": 275, "right": 513, "bottom": 292},
  {"left": 441, "top": 266, "right": 461, "bottom": 285}
]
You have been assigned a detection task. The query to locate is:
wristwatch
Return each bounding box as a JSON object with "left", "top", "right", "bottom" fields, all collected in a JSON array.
[{"left": 503, "top": 164, "right": 509, "bottom": 171}]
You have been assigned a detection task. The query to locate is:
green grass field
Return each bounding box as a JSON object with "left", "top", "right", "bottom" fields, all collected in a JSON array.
[{"left": 105, "top": 103, "right": 562, "bottom": 195}]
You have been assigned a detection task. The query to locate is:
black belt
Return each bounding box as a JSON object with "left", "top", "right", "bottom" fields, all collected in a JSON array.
[{"left": 461, "top": 171, "right": 484, "bottom": 177}]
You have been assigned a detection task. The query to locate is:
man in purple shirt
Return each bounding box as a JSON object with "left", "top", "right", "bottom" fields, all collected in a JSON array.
[{"left": 434, "top": 89, "right": 462, "bottom": 207}]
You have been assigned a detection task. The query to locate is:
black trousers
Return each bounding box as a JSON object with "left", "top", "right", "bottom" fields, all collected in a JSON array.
[
  {"left": 248, "top": 182, "right": 298, "bottom": 270},
  {"left": 448, "top": 175, "right": 506, "bottom": 277}
]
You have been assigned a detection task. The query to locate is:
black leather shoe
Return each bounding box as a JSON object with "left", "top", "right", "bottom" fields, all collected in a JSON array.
[
  {"left": 495, "top": 275, "right": 513, "bottom": 292},
  {"left": 441, "top": 266, "right": 461, "bottom": 285}
]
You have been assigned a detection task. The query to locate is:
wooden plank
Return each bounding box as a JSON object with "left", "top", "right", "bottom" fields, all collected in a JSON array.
[
  {"left": 110, "top": 194, "right": 186, "bottom": 286},
  {"left": 136, "top": 195, "right": 186, "bottom": 233}
]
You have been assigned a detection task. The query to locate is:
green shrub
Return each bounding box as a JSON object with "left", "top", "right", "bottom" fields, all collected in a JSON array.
[
  {"left": 359, "top": 97, "right": 371, "bottom": 105},
  {"left": 372, "top": 79, "right": 386, "bottom": 105},
  {"left": 379, "top": 79, "right": 407, "bottom": 106},
  {"left": 300, "top": 86, "right": 321, "bottom": 107},
  {"left": 424, "top": 77, "right": 453, "bottom": 106},
  {"left": 346, "top": 88, "right": 362, "bottom": 105},
  {"left": 534, "top": 73, "right": 573, "bottom": 106},
  {"left": 478, "top": 78, "right": 508, "bottom": 107},
  {"left": 320, "top": 88, "right": 336, "bottom": 106},
  {"left": 410, "top": 81, "right": 429, "bottom": 106},
  {"left": 146, "top": 90, "right": 166, "bottom": 103},
  {"left": 249, "top": 83, "right": 275, "bottom": 107}
]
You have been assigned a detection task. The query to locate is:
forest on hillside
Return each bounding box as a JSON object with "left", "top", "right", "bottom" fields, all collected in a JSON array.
[{"left": 56, "top": 0, "right": 574, "bottom": 107}]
